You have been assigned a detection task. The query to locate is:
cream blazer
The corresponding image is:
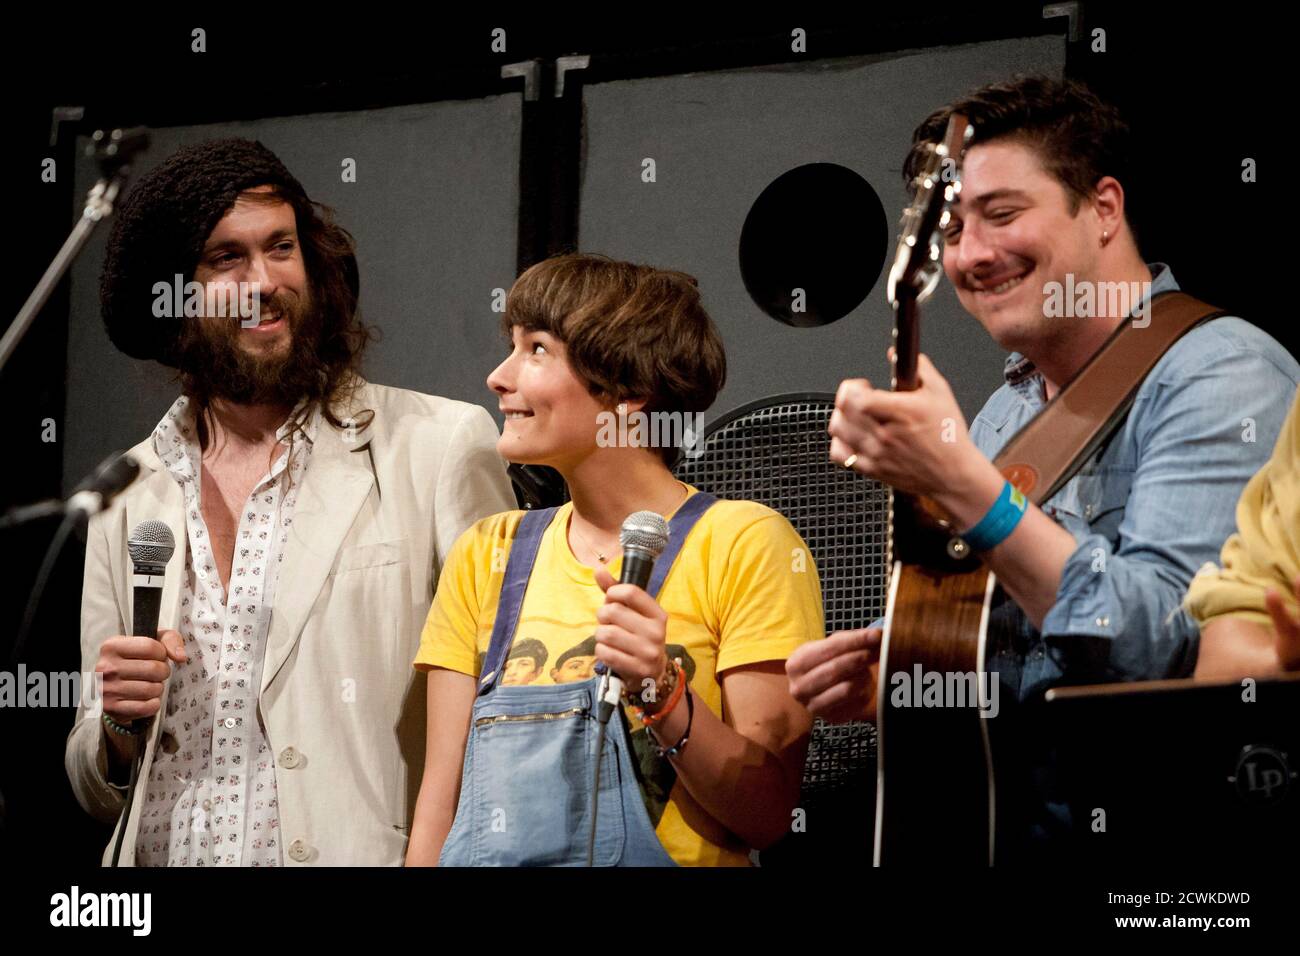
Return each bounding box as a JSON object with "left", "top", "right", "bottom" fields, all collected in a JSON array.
[{"left": 64, "top": 380, "right": 516, "bottom": 865}]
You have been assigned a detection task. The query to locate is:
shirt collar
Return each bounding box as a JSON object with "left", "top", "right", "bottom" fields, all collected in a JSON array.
[
  {"left": 151, "top": 395, "right": 320, "bottom": 484},
  {"left": 1002, "top": 262, "right": 1179, "bottom": 386},
  {"left": 278, "top": 397, "right": 320, "bottom": 447}
]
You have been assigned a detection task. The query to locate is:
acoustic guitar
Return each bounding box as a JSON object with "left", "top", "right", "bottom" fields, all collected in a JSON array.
[
  {"left": 869, "top": 112, "right": 1226, "bottom": 866},
  {"left": 871, "top": 112, "right": 1001, "bottom": 866}
]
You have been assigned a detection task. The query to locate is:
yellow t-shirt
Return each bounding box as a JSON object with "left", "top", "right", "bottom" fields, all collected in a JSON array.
[
  {"left": 1185, "top": 392, "right": 1300, "bottom": 627},
  {"left": 414, "top": 483, "right": 824, "bottom": 866}
]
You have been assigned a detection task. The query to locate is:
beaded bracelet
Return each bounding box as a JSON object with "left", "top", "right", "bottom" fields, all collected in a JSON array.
[
  {"left": 651, "top": 686, "right": 694, "bottom": 758},
  {"left": 102, "top": 712, "right": 144, "bottom": 736},
  {"left": 632, "top": 660, "right": 686, "bottom": 728}
]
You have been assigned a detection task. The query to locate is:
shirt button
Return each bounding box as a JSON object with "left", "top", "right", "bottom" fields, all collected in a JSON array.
[
  {"left": 1095, "top": 616, "right": 1110, "bottom": 628},
  {"left": 223, "top": 717, "right": 237, "bottom": 729},
  {"left": 288, "top": 839, "right": 310, "bottom": 863},
  {"left": 203, "top": 799, "right": 212, "bottom": 811},
  {"left": 279, "top": 747, "right": 300, "bottom": 769},
  {"left": 1083, "top": 504, "right": 1095, "bottom": 519}
]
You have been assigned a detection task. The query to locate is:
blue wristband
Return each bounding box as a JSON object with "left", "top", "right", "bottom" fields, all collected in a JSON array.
[{"left": 959, "top": 480, "right": 1027, "bottom": 552}]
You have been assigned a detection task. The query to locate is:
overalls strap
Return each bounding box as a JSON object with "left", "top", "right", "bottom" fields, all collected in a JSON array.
[
  {"left": 645, "top": 492, "right": 718, "bottom": 599},
  {"left": 477, "top": 507, "right": 555, "bottom": 696}
]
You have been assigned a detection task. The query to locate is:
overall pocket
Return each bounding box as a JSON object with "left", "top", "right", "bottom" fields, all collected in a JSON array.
[{"left": 468, "top": 705, "right": 625, "bottom": 866}]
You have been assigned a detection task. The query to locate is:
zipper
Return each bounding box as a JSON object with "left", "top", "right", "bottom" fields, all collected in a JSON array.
[{"left": 474, "top": 706, "right": 586, "bottom": 728}]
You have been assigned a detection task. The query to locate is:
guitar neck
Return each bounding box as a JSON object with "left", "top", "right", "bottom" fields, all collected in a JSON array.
[
  {"left": 893, "top": 291, "right": 920, "bottom": 392},
  {"left": 888, "top": 290, "right": 979, "bottom": 571}
]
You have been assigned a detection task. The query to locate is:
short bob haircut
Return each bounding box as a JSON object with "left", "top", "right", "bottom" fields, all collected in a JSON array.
[{"left": 503, "top": 253, "right": 727, "bottom": 466}]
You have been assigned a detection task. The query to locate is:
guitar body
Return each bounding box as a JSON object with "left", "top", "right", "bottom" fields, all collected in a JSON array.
[{"left": 874, "top": 553, "right": 998, "bottom": 865}]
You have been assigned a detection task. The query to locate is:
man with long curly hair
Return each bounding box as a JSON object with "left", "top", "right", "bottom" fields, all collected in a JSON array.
[{"left": 65, "top": 139, "right": 515, "bottom": 866}]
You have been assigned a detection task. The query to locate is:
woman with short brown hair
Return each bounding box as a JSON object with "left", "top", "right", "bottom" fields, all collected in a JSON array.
[{"left": 406, "top": 254, "right": 823, "bottom": 866}]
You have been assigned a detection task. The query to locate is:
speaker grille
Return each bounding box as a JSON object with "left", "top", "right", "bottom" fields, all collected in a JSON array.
[{"left": 674, "top": 394, "right": 891, "bottom": 862}]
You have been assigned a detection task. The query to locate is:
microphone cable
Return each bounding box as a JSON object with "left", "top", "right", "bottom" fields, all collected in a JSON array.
[
  {"left": 586, "top": 711, "right": 610, "bottom": 867},
  {"left": 7, "top": 510, "right": 77, "bottom": 670}
]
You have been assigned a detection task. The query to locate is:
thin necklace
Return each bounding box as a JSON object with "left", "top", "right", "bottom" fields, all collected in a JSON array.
[
  {"left": 571, "top": 483, "right": 689, "bottom": 565},
  {"left": 571, "top": 520, "right": 613, "bottom": 564}
]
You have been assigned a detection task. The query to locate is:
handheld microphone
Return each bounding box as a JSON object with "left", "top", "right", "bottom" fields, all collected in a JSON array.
[
  {"left": 110, "top": 520, "right": 175, "bottom": 869},
  {"left": 128, "top": 520, "right": 175, "bottom": 639},
  {"left": 596, "top": 510, "right": 670, "bottom": 725}
]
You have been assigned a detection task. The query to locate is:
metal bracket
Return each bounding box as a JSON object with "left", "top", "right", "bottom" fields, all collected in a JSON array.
[
  {"left": 49, "top": 105, "right": 85, "bottom": 148},
  {"left": 554, "top": 55, "right": 591, "bottom": 97},
  {"left": 501, "top": 60, "right": 541, "bottom": 101},
  {"left": 1042, "top": 2, "right": 1082, "bottom": 43}
]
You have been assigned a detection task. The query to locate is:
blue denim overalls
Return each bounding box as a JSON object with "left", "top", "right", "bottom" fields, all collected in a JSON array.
[{"left": 438, "top": 493, "right": 717, "bottom": 866}]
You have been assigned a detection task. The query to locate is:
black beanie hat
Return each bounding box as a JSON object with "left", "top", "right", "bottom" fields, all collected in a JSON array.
[{"left": 99, "top": 138, "right": 311, "bottom": 366}]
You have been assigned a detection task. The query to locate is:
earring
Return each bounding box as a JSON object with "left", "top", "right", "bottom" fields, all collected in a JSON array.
[{"left": 1100, "top": 230, "right": 1109, "bottom": 247}]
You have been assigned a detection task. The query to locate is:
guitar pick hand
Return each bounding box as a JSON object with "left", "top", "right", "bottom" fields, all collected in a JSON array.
[{"left": 785, "top": 627, "right": 882, "bottom": 724}]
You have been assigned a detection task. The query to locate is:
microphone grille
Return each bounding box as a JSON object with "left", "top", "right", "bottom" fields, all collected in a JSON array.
[
  {"left": 620, "top": 510, "right": 669, "bottom": 558},
  {"left": 128, "top": 520, "right": 176, "bottom": 566}
]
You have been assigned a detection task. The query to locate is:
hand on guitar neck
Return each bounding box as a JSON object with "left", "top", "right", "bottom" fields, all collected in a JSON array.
[
  {"left": 830, "top": 350, "right": 991, "bottom": 520},
  {"left": 830, "top": 349, "right": 1079, "bottom": 630}
]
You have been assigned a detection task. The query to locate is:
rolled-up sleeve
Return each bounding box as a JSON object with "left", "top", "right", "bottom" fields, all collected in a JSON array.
[
  {"left": 1040, "top": 345, "right": 1298, "bottom": 681},
  {"left": 65, "top": 509, "right": 132, "bottom": 824}
]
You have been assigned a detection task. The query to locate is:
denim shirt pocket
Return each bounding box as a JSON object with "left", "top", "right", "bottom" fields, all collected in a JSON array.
[
  {"left": 1050, "top": 467, "right": 1134, "bottom": 550},
  {"left": 973, "top": 401, "right": 1014, "bottom": 440}
]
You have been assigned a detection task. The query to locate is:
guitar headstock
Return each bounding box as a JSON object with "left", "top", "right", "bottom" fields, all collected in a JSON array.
[{"left": 886, "top": 113, "right": 973, "bottom": 308}]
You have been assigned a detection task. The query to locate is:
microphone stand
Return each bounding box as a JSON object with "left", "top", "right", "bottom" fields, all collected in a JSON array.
[
  {"left": 0, "top": 124, "right": 147, "bottom": 849},
  {"left": 0, "top": 127, "right": 149, "bottom": 373}
]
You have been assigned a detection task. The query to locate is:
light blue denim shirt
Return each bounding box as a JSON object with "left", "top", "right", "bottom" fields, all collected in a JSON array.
[
  {"left": 968, "top": 264, "right": 1299, "bottom": 706},
  {"left": 962, "top": 264, "right": 1299, "bottom": 854}
]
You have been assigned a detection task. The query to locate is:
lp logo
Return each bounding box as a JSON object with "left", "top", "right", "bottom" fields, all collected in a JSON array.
[{"left": 1228, "top": 745, "right": 1294, "bottom": 805}]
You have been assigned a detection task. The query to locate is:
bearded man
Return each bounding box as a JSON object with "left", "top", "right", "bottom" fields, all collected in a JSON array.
[{"left": 64, "top": 139, "right": 515, "bottom": 866}]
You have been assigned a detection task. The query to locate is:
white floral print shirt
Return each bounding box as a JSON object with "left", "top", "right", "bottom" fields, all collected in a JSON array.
[{"left": 136, "top": 395, "right": 317, "bottom": 866}]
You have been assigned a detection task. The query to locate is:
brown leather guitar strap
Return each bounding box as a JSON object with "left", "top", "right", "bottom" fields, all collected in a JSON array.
[{"left": 992, "top": 291, "right": 1226, "bottom": 505}]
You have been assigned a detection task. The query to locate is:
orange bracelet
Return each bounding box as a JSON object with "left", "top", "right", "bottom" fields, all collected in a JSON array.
[{"left": 634, "top": 659, "right": 686, "bottom": 728}]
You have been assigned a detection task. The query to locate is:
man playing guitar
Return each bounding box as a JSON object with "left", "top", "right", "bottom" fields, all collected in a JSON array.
[{"left": 786, "top": 75, "right": 1299, "bottom": 859}]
